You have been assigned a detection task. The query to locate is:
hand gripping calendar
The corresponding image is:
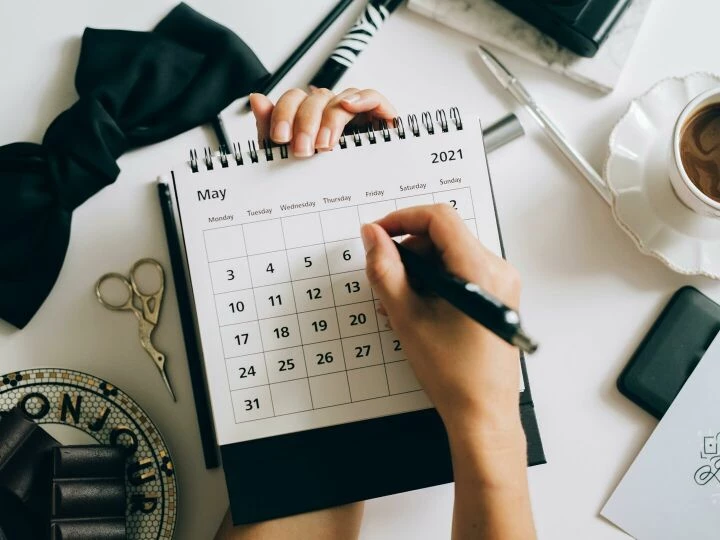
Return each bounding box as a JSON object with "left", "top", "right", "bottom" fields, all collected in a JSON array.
[{"left": 162, "top": 107, "right": 545, "bottom": 524}]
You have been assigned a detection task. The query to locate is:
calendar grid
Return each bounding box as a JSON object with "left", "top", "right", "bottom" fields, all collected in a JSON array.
[{"left": 204, "top": 188, "right": 475, "bottom": 423}]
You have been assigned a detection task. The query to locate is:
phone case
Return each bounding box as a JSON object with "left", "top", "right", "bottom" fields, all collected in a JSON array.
[{"left": 618, "top": 286, "right": 720, "bottom": 418}]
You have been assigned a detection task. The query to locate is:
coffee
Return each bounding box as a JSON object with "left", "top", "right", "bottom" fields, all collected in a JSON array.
[{"left": 679, "top": 104, "right": 720, "bottom": 203}]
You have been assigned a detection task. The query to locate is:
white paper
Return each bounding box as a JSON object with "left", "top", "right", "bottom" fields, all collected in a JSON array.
[
  {"left": 601, "top": 332, "right": 720, "bottom": 539},
  {"left": 171, "top": 109, "right": 505, "bottom": 445}
]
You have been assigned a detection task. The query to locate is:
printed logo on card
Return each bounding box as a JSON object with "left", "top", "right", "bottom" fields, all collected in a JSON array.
[{"left": 694, "top": 432, "right": 720, "bottom": 492}]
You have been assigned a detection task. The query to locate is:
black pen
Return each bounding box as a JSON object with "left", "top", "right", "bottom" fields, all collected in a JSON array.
[
  {"left": 241, "top": 0, "right": 355, "bottom": 112},
  {"left": 308, "top": 0, "right": 403, "bottom": 90},
  {"left": 393, "top": 241, "right": 538, "bottom": 354}
]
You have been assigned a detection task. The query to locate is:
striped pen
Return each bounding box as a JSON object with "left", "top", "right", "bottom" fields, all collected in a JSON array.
[{"left": 309, "top": 0, "right": 403, "bottom": 90}]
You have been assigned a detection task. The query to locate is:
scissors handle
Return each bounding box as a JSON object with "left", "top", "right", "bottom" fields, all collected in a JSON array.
[
  {"left": 129, "top": 258, "right": 165, "bottom": 325},
  {"left": 95, "top": 273, "right": 137, "bottom": 312}
]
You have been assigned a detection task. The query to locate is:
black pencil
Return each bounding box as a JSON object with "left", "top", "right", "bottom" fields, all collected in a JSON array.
[
  {"left": 211, "top": 115, "right": 233, "bottom": 154},
  {"left": 393, "top": 241, "right": 538, "bottom": 354},
  {"left": 157, "top": 179, "right": 220, "bottom": 469},
  {"left": 241, "top": 0, "right": 355, "bottom": 112},
  {"left": 308, "top": 0, "right": 403, "bottom": 91}
]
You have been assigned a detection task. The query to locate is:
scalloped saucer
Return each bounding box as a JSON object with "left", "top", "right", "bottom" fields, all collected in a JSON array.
[{"left": 605, "top": 73, "right": 720, "bottom": 279}]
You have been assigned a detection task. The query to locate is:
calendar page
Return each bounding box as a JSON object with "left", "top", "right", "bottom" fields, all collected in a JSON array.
[{"left": 170, "top": 111, "right": 503, "bottom": 445}]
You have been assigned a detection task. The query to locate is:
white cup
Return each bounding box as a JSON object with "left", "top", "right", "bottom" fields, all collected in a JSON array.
[{"left": 669, "top": 87, "right": 720, "bottom": 217}]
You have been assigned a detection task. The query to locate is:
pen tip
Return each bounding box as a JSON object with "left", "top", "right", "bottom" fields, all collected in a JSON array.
[
  {"left": 513, "top": 331, "right": 538, "bottom": 355},
  {"left": 476, "top": 44, "right": 498, "bottom": 64}
]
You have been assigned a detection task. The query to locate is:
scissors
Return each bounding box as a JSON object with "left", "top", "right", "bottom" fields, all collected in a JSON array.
[{"left": 95, "top": 258, "right": 176, "bottom": 401}]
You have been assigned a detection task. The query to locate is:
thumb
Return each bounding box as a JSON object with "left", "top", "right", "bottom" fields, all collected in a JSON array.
[
  {"left": 361, "top": 223, "right": 415, "bottom": 313},
  {"left": 249, "top": 93, "right": 274, "bottom": 144}
]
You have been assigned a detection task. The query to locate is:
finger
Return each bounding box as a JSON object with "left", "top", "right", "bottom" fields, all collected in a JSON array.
[
  {"left": 361, "top": 223, "right": 419, "bottom": 316},
  {"left": 292, "top": 88, "right": 335, "bottom": 157},
  {"left": 400, "top": 235, "right": 435, "bottom": 259},
  {"left": 317, "top": 88, "right": 360, "bottom": 149},
  {"left": 340, "top": 89, "right": 397, "bottom": 120},
  {"left": 249, "top": 93, "right": 274, "bottom": 145},
  {"left": 375, "top": 204, "right": 495, "bottom": 279},
  {"left": 375, "top": 204, "right": 474, "bottom": 254},
  {"left": 269, "top": 88, "right": 308, "bottom": 144}
]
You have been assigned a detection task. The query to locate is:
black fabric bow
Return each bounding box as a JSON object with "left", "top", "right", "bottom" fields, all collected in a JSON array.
[{"left": 0, "top": 3, "right": 268, "bottom": 329}]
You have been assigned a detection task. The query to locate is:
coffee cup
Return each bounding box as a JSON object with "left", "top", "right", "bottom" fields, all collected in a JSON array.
[{"left": 669, "top": 87, "right": 720, "bottom": 217}]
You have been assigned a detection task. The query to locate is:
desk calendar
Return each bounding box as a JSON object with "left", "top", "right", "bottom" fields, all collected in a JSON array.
[{"left": 163, "top": 108, "right": 544, "bottom": 522}]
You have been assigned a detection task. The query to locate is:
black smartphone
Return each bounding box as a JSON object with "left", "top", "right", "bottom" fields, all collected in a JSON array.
[{"left": 618, "top": 287, "right": 720, "bottom": 419}]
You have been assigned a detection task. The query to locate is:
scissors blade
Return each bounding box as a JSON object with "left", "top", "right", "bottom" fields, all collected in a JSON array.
[
  {"left": 138, "top": 320, "right": 176, "bottom": 401},
  {"left": 158, "top": 367, "right": 177, "bottom": 402}
]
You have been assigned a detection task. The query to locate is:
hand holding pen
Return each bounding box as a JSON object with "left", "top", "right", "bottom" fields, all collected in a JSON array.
[{"left": 361, "top": 204, "right": 533, "bottom": 430}]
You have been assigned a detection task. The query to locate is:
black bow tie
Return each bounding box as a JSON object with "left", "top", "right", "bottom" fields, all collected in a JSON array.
[{"left": 0, "top": 3, "right": 268, "bottom": 329}]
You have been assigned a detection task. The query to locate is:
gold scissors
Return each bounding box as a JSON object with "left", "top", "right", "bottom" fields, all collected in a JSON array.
[{"left": 95, "top": 258, "right": 176, "bottom": 401}]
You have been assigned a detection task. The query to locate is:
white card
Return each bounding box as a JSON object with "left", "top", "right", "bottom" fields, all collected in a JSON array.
[{"left": 601, "top": 332, "right": 720, "bottom": 539}]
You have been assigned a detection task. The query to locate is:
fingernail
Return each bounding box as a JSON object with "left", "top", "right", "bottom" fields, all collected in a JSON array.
[
  {"left": 316, "top": 127, "right": 332, "bottom": 149},
  {"left": 294, "top": 132, "right": 313, "bottom": 157},
  {"left": 343, "top": 93, "right": 361, "bottom": 104},
  {"left": 361, "top": 224, "right": 375, "bottom": 253},
  {"left": 272, "top": 121, "right": 291, "bottom": 142}
]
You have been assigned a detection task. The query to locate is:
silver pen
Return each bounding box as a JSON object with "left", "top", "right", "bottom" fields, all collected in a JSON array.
[{"left": 477, "top": 45, "right": 612, "bottom": 205}]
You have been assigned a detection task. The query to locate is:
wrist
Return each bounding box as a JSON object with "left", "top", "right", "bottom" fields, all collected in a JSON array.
[
  {"left": 445, "top": 415, "right": 527, "bottom": 488},
  {"left": 440, "top": 393, "right": 523, "bottom": 441}
]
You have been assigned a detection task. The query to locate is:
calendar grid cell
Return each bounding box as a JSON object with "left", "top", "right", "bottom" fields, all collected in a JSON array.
[{"left": 468, "top": 188, "right": 479, "bottom": 230}]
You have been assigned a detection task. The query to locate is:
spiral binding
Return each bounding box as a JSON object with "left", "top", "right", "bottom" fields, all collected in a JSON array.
[{"left": 188, "top": 107, "right": 463, "bottom": 172}]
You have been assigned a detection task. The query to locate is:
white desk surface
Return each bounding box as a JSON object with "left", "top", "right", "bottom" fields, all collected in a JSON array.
[{"left": 1, "top": 1, "right": 719, "bottom": 538}]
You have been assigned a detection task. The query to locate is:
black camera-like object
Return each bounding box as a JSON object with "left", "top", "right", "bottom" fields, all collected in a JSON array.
[{"left": 493, "top": 0, "right": 631, "bottom": 58}]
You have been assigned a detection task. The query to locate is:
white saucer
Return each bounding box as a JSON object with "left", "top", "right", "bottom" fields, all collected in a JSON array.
[{"left": 605, "top": 73, "right": 720, "bottom": 279}]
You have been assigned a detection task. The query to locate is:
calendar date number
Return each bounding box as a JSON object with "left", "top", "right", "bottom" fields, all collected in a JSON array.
[
  {"left": 244, "top": 398, "right": 260, "bottom": 411},
  {"left": 431, "top": 148, "right": 463, "bottom": 164}
]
